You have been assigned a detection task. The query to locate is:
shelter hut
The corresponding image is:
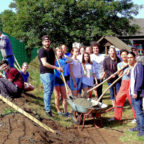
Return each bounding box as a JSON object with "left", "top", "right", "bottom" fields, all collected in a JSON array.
[{"left": 97, "top": 36, "right": 131, "bottom": 55}]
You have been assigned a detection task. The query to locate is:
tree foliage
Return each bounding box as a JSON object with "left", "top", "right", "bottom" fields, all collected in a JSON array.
[{"left": 0, "top": 0, "right": 140, "bottom": 51}]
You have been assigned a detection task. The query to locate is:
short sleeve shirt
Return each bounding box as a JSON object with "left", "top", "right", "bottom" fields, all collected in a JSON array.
[
  {"left": 38, "top": 48, "right": 55, "bottom": 74},
  {"left": 20, "top": 71, "right": 29, "bottom": 82},
  {"left": 54, "top": 58, "right": 66, "bottom": 78},
  {"left": 117, "top": 62, "right": 130, "bottom": 80}
]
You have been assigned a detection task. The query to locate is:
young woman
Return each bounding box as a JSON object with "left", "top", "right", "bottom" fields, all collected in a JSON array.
[
  {"left": 54, "top": 47, "right": 69, "bottom": 116},
  {"left": 81, "top": 52, "right": 97, "bottom": 98},
  {"left": 69, "top": 47, "right": 83, "bottom": 97},
  {"left": 77, "top": 45, "right": 85, "bottom": 62},
  {"left": 20, "top": 62, "right": 34, "bottom": 91}
]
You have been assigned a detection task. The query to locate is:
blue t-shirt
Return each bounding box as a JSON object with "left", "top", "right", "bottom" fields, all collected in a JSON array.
[
  {"left": 20, "top": 71, "right": 29, "bottom": 82},
  {"left": 117, "top": 62, "right": 129, "bottom": 80},
  {"left": 54, "top": 58, "right": 66, "bottom": 79}
]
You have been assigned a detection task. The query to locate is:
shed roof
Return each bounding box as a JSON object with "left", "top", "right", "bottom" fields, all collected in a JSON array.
[{"left": 97, "top": 36, "right": 131, "bottom": 50}]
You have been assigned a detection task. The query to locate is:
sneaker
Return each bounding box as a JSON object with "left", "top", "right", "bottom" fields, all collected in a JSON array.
[
  {"left": 128, "top": 127, "right": 139, "bottom": 132},
  {"left": 58, "top": 112, "right": 63, "bottom": 116},
  {"left": 131, "top": 119, "right": 137, "bottom": 124},
  {"left": 108, "top": 117, "right": 116, "bottom": 122},
  {"left": 46, "top": 111, "right": 52, "bottom": 117},
  {"left": 63, "top": 112, "right": 70, "bottom": 117},
  {"left": 138, "top": 131, "right": 144, "bottom": 137}
]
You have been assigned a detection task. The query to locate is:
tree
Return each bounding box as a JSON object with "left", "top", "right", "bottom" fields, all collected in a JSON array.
[{"left": 0, "top": 0, "right": 141, "bottom": 51}]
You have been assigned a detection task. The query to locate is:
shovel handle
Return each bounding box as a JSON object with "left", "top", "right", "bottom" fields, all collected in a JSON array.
[
  {"left": 53, "top": 48, "right": 69, "bottom": 96},
  {"left": 96, "top": 73, "right": 125, "bottom": 103},
  {"left": 87, "top": 64, "right": 128, "bottom": 93}
]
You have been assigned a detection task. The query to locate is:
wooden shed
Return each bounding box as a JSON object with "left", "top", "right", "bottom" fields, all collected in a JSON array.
[{"left": 97, "top": 36, "right": 131, "bottom": 54}]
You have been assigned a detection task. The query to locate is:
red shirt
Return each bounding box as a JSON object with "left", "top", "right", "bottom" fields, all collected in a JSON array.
[{"left": 6, "top": 68, "right": 24, "bottom": 89}]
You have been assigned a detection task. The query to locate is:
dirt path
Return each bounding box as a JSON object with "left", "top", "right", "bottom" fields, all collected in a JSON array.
[{"left": 0, "top": 96, "right": 124, "bottom": 144}]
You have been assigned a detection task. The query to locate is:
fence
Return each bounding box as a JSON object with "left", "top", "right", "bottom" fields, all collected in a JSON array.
[{"left": 0, "top": 32, "right": 38, "bottom": 67}]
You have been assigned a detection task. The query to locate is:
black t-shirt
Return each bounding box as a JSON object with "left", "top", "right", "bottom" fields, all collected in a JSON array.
[{"left": 38, "top": 48, "right": 55, "bottom": 74}]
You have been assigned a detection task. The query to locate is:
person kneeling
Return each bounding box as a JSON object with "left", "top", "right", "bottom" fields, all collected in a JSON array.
[{"left": 0, "top": 60, "right": 24, "bottom": 98}]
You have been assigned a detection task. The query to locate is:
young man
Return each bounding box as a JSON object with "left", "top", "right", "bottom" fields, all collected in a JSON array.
[
  {"left": 0, "top": 60, "right": 24, "bottom": 98},
  {"left": 103, "top": 46, "right": 121, "bottom": 106},
  {"left": 90, "top": 43, "right": 105, "bottom": 101},
  {"left": 128, "top": 52, "right": 144, "bottom": 137},
  {"left": 109, "top": 50, "right": 136, "bottom": 122},
  {"left": 0, "top": 28, "right": 14, "bottom": 67},
  {"left": 38, "top": 35, "right": 63, "bottom": 117}
]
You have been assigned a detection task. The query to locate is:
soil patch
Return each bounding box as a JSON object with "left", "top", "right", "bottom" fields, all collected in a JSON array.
[{"left": 0, "top": 95, "right": 124, "bottom": 144}]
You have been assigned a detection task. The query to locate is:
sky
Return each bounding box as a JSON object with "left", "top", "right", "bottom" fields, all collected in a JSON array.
[{"left": 0, "top": 0, "right": 144, "bottom": 18}]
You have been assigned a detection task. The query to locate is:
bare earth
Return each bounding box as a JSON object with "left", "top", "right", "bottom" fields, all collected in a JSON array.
[{"left": 0, "top": 95, "right": 124, "bottom": 144}]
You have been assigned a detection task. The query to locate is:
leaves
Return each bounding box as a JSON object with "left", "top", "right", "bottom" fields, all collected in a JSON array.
[{"left": 0, "top": 0, "right": 140, "bottom": 52}]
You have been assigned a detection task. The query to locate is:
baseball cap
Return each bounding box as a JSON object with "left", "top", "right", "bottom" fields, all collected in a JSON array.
[{"left": 42, "top": 35, "right": 50, "bottom": 41}]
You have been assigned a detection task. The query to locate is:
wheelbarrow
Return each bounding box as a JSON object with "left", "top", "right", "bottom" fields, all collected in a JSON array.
[{"left": 67, "top": 97, "right": 108, "bottom": 130}]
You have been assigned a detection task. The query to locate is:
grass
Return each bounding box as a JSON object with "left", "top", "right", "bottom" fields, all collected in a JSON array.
[{"left": 1, "top": 57, "right": 143, "bottom": 143}]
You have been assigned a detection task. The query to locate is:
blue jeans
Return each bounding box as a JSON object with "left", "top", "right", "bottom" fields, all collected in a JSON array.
[
  {"left": 130, "top": 95, "right": 144, "bottom": 132},
  {"left": 4, "top": 55, "right": 15, "bottom": 68},
  {"left": 108, "top": 82, "right": 120, "bottom": 100},
  {"left": 40, "top": 73, "right": 55, "bottom": 112}
]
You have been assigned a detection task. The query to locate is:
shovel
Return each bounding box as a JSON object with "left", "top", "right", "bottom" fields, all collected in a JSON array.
[
  {"left": 53, "top": 48, "right": 73, "bottom": 99},
  {"left": 93, "top": 73, "right": 125, "bottom": 106},
  {"left": 83, "top": 64, "right": 128, "bottom": 97}
]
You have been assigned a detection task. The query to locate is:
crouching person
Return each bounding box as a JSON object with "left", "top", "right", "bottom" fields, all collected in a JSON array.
[
  {"left": 20, "top": 62, "right": 34, "bottom": 92},
  {"left": 0, "top": 60, "right": 24, "bottom": 98}
]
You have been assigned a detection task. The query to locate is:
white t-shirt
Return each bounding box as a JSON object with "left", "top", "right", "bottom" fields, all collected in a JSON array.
[
  {"left": 130, "top": 66, "right": 135, "bottom": 95},
  {"left": 90, "top": 54, "right": 105, "bottom": 79},
  {"left": 77, "top": 54, "right": 83, "bottom": 62},
  {"left": 69, "top": 59, "right": 83, "bottom": 78},
  {"left": 82, "top": 63, "right": 95, "bottom": 87}
]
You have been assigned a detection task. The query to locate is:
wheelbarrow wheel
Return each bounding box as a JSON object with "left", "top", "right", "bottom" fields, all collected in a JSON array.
[{"left": 71, "top": 111, "right": 83, "bottom": 125}]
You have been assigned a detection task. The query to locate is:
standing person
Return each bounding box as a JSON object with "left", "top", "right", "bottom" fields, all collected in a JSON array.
[
  {"left": 38, "top": 35, "right": 63, "bottom": 117},
  {"left": 90, "top": 43, "right": 105, "bottom": 101},
  {"left": 81, "top": 52, "right": 97, "bottom": 98},
  {"left": 109, "top": 50, "right": 136, "bottom": 122},
  {"left": 20, "top": 62, "right": 35, "bottom": 92},
  {"left": 69, "top": 47, "right": 83, "bottom": 97},
  {"left": 61, "top": 44, "right": 71, "bottom": 83},
  {"left": 0, "top": 28, "right": 14, "bottom": 68},
  {"left": 0, "top": 60, "right": 24, "bottom": 98},
  {"left": 54, "top": 47, "right": 69, "bottom": 117},
  {"left": 85, "top": 46, "right": 93, "bottom": 55},
  {"left": 103, "top": 46, "right": 121, "bottom": 107},
  {"left": 128, "top": 52, "right": 144, "bottom": 137},
  {"left": 77, "top": 45, "right": 85, "bottom": 62}
]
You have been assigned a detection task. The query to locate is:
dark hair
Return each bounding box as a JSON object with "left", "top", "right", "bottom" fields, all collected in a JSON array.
[
  {"left": 91, "top": 42, "right": 100, "bottom": 48},
  {"left": 82, "top": 52, "right": 92, "bottom": 65},
  {"left": 128, "top": 51, "right": 136, "bottom": 57},
  {"left": 0, "top": 60, "right": 9, "bottom": 66},
  {"left": 41, "top": 35, "right": 50, "bottom": 41},
  {"left": 120, "top": 49, "right": 129, "bottom": 55}
]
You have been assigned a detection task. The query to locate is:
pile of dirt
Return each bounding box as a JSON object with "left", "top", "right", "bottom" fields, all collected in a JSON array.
[{"left": 0, "top": 94, "right": 123, "bottom": 144}]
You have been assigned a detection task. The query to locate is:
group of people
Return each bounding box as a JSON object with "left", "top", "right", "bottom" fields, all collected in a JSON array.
[
  {"left": 0, "top": 28, "right": 34, "bottom": 99},
  {"left": 0, "top": 32, "right": 144, "bottom": 137},
  {"left": 38, "top": 35, "right": 144, "bottom": 136}
]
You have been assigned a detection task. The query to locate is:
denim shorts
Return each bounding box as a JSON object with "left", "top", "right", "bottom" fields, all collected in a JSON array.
[
  {"left": 54, "top": 77, "right": 64, "bottom": 86},
  {"left": 69, "top": 77, "right": 81, "bottom": 91},
  {"left": 81, "top": 83, "right": 92, "bottom": 89}
]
